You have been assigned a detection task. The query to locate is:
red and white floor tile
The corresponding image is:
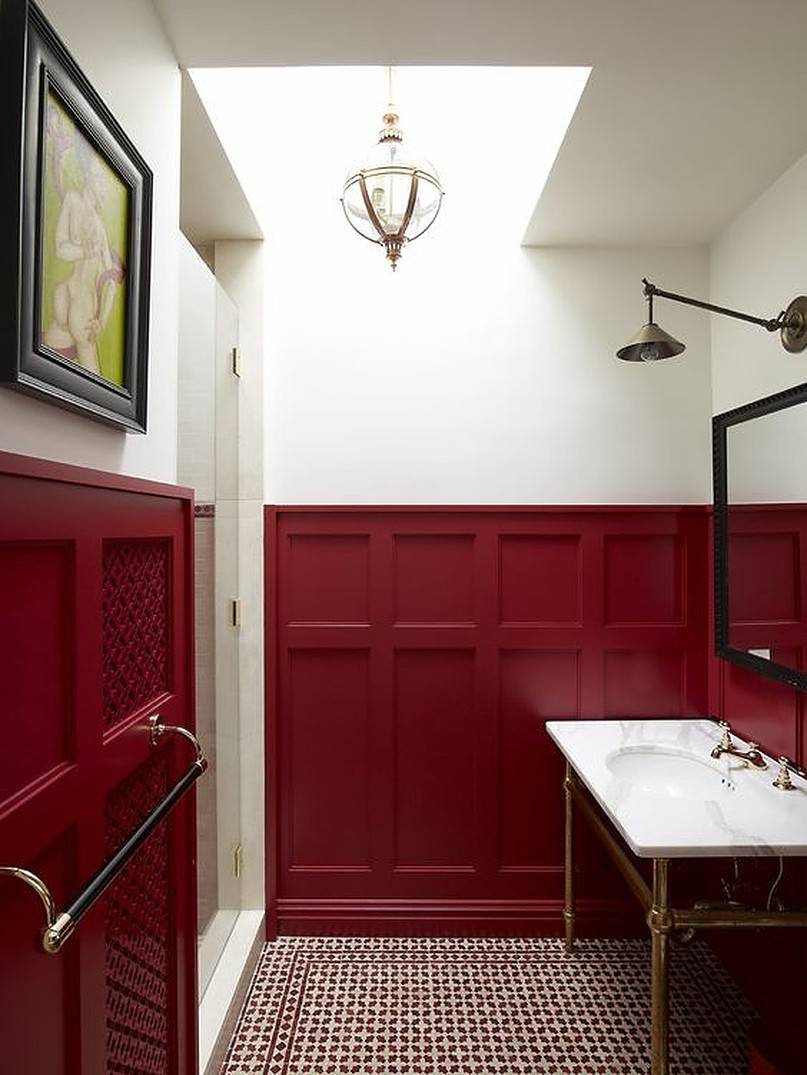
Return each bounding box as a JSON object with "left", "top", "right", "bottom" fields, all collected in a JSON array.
[{"left": 221, "top": 937, "right": 753, "bottom": 1075}]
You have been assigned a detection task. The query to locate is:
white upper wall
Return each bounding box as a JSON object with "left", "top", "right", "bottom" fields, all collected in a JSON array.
[
  {"left": 177, "top": 237, "right": 216, "bottom": 500},
  {"left": 186, "top": 66, "right": 715, "bottom": 507},
  {"left": 728, "top": 404, "right": 807, "bottom": 504},
  {"left": 265, "top": 235, "right": 713, "bottom": 504},
  {"left": 0, "top": 0, "right": 181, "bottom": 483},
  {"left": 711, "top": 150, "right": 807, "bottom": 414},
  {"left": 710, "top": 149, "right": 807, "bottom": 502}
]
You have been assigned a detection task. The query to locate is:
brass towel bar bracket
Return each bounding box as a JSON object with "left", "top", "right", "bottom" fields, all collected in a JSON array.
[{"left": 0, "top": 715, "right": 206, "bottom": 954}]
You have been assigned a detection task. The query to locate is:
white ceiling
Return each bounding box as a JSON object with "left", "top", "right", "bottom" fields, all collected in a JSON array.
[{"left": 154, "top": 0, "right": 807, "bottom": 246}]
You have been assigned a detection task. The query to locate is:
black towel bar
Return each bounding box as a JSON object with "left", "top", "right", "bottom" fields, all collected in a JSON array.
[{"left": 0, "top": 716, "right": 206, "bottom": 953}]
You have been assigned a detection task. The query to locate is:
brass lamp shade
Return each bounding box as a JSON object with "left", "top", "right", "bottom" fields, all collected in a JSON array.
[{"left": 616, "top": 322, "right": 686, "bottom": 362}]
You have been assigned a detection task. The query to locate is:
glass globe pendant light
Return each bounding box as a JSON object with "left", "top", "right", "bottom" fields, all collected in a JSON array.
[{"left": 341, "top": 67, "right": 443, "bottom": 271}]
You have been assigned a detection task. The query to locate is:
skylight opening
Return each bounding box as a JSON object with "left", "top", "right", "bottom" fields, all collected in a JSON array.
[{"left": 190, "top": 66, "right": 590, "bottom": 252}]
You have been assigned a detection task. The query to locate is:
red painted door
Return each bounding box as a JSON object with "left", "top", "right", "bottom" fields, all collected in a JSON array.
[{"left": 0, "top": 453, "right": 198, "bottom": 1074}]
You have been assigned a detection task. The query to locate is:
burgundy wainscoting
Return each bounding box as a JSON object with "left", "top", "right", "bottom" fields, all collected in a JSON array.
[
  {"left": 0, "top": 451, "right": 198, "bottom": 1075},
  {"left": 710, "top": 506, "right": 807, "bottom": 759},
  {"left": 265, "top": 506, "right": 710, "bottom": 936},
  {"left": 707, "top": 506, "right": 807, "bottom": 1075}
]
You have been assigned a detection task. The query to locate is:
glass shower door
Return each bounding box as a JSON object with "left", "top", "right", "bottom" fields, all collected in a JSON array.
[
  {"left": 178, "top": 242, "right": 242, "bottom": 996},
  {"left": 198, "top": 279, "right": 242, "bottom": 994}
]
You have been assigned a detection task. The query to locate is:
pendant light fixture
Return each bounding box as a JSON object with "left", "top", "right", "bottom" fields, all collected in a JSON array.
[
  {"left": 341, "top": 67, "right": 443, "bottom": 271},
  {"left": 617, "top": 278, "right": 807, "bottom": 361}
]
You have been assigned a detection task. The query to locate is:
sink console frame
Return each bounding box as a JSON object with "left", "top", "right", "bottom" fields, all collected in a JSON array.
[{"left": 563, "top": 761, "right": 807, "bottom": 1075}]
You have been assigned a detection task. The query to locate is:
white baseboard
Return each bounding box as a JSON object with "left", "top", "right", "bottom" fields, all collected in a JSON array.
[
  {"left": 199, "top": 909, "right": 265, "bottom": 1075},
  {"left": 199, "top": 909, "right": 240, "bottom": 997}
]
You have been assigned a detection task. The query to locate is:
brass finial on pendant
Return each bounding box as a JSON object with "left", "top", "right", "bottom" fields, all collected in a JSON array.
[{"left": 384, "top": 236, "right": 404, "bottom": 270}]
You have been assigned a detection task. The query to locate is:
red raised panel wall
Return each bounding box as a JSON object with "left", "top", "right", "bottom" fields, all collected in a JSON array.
[
  {"left": 711, "top": 507, "right": 807, "bottom": 761},
  {"left": 267, "top": 507, "right": 710, "bottom": 935},
  {"left": 708, "top": 508, "right": 807, "bottom": 1072}
]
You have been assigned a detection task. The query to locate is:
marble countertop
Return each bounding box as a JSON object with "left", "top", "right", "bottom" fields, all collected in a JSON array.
[{"left": 546, "top": 719, "right": 807, "bottom": 858}]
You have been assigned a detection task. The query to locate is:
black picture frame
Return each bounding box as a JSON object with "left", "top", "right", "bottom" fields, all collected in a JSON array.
[
  {"left": 713, "top": 381, "right": 807, "bottom": 691},
  {"left": 0, "top": 0, "right": 152, "bottom": 432}
]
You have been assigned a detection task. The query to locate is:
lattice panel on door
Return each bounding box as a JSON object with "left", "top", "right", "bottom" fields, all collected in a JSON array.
[
  {"left": 104, "top": 752, "right": 171, "bottom": 1075},
  {"left": 102, "top": 540, "right": 170, "bottom": 730}
]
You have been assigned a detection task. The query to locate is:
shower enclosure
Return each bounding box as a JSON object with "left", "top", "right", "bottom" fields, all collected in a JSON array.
[{"left": 178, "top": 240, "right": 242, "bottom": 993}]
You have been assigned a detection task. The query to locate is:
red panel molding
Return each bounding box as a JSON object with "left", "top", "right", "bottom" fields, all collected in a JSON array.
[
  {"left": 274, "top": 897, "right": 643, "bottom": 938},
  {"left": 707, "top": 506, "right": 807, "bottom": 1072},
  {"left": 394, "top": 533, "right": 475, "bottom": 625},
  {"left": 0, "top": 541, "right": 73, "bottom": 806},
  {"left": 499, "top": 533, "right": 583, "bottom": 626},
  {"left": 604, "top": 533, "right": 684, "bottom": 626},
  {"left": 286, "top": 648, "right": 371, "bottom": 870},
  {"left": 0, "top": 449, "right": 193, "bottom": 500},
  {"left": 266, "top": 506, "right": 710, "bottom": 936},
  {"left": 709, "top": 507, "right": 806, "bottom": 762}
]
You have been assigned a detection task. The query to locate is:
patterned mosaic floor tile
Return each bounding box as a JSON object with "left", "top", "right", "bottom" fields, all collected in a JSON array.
[{"left": 221, "top": 937, "right": 754, "bottom": 1075}]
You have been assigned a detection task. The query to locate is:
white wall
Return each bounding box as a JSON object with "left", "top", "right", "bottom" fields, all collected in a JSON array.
[
  {"left": 711, "top": 151, "right": 807, "bottom": 414},
  {"left": 710, "top": 150, "right": 807, "bottom": 501},
  {"left": 0, "top": 0, "right": 181, "bottom": 483},
  {"left": 191, "top": 66, "right": 712, "bottom": 506},
  {"left": 728, "top": 406, "right": 807, "bottom": 503},
  {"left": 265, "top": 236, "right": 713, "bottom": 504},
  {"left": 178, "top": 238, "right": 216, "bottom": 498}
]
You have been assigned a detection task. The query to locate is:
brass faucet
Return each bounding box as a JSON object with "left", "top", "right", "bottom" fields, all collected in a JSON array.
[
  {"left": 773, "top": 757, "right": 796, "bottom": 791},
  {"left": 710, "top": 720, "right": 768, "bottom": 769},
  {"left": 772, "top": 755, "right": 807, "bottom": 791}
]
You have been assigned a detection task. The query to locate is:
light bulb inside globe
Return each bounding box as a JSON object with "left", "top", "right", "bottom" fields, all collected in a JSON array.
[{"left": 640, "top": 343, "right": 662, "bottom": 362}]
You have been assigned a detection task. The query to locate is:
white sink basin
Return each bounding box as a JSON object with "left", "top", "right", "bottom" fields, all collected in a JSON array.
[
  {"left": 606, "top": 747, "right": 735, "bottom": 799},
  {"left": 546, "top": 719, "right": 807, "bottom": 858}
]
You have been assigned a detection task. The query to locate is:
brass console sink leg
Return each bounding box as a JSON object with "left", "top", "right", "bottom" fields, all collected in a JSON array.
[
  {"left": 563, "top": 762, "right": 575, "bottom": 952},
  {"left": 648, "top": 858, "right": 671, "bottom": 1075}
]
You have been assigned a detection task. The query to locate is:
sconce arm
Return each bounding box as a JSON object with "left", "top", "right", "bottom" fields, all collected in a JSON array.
[{"left": 642, "top": 278, "right": 786, "bottom": 333}]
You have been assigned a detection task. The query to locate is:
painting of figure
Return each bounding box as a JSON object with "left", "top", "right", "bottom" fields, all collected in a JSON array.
[
  {"left": 1, "top": 1, "right": 151, "bottom": 430},
  {"left": 39, "top": 91, "right": 129, "bottom": 385}
]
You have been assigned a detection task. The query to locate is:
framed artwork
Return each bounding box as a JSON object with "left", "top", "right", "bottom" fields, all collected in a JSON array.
[{"left": 0, "top": 0, "right": 152, "bottom": 431}]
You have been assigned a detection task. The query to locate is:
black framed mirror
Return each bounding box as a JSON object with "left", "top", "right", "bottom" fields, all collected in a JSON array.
[{"left": 714, "top": 381, "right": 807, "bottom": 690}]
